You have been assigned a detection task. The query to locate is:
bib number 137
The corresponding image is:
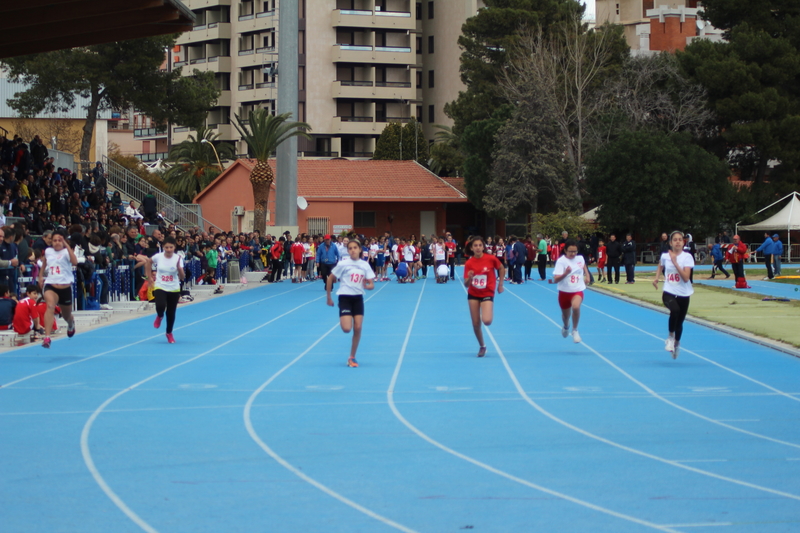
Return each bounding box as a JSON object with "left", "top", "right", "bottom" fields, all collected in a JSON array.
[{"left": 350, "top": 273, "right": 364, "bottom": 284}]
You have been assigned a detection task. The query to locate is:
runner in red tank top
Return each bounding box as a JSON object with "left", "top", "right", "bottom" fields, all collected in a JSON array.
[{"left": 463, "top": 236, "right": 505, "bottom": 358}]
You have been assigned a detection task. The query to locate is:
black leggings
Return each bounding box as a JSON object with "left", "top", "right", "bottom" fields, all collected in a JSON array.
[
  {"left": 662, "top": 292, "right": 690, "bottom": 342},
  {"left": 154, "top": 289, "right": 180, "bottom": 334}
]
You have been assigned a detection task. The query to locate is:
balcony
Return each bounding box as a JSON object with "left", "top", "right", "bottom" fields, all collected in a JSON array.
[
  {"left": 333, "top": 44, "right": 414, "bottom": 65},
  {"left": 215, "top": 90, "right": 232, "bottom": 107},
  {"left": 237, "top": 12, "right": 277, "bottom": 32},
  {"left": 177, "top": 22, "right": 231, "bottom": 45},
  {"left": 208, "top": 123, "right": 236, "bottom": 140},
  {"left": 136, "top": 152, "right": 169, "bottom": 162},
  {"left": 331, "top": 9, "right": 415, "bottom": 31},
  {"left": 181, "top": 0, "right": 231, "bottom": 7},
  {"left": 332, "top": 80, "right": 417, "bottom": 101},
  {"left": 186, "top": 55, "right": 232, "bottom": 74},
  {"left": 331, "top": 116, "right": 379, "bottom": 135},
  {"left": 238, "top": 82, "right": 276, "bottom": 103},
  {"left": 237, "top": 46, "right": 276, "bottom": 68},
  {"left": 299, "top": 151, "right": 340, "bottom": 158},
  {"left": 341, "top": 151, "right": 374, "bottom": 158},
  {"left": 133, "top": 127, "right": 167, "bottom": 139}
]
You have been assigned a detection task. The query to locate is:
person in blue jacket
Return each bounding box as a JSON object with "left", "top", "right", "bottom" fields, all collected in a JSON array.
[
  {"left": 708, "top": 242, "right": 729, "bottom": 279},
  {"left": 771, "top": 234, "right": 783, "bottom": 277},
  {"left": 316, "top": 234, "right": 340, "bottom": 291},
  {"left": 754, "top": 232, "right": 775, "bottom": 280}
]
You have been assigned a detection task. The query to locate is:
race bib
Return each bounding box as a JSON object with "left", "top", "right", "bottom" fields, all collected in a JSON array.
[
  {"left": 350, "top": 273, "right": 364, "bottom": 284},
  {"left": 48, "top": 265, "right": 61, "bottom": 275},
  {"left": 160, "top": 274, "right": 174, "bottom": 283},
  {"left": 567, "top": 273, "right": 581, "bottom": 287},
  {"left": 667, "top": 272, "right": 681, "bottom": 284},
  {"left": 471, "top": 274, "right": 488, "bottom": 289}
]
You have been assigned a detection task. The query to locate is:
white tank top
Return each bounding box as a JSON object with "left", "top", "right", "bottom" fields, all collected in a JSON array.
[
  {"left": 152, "top": 252, "right": 183, "bottom": 292},
  {"left": 44, "top": 247, "right": 74, "bottom": 285}
]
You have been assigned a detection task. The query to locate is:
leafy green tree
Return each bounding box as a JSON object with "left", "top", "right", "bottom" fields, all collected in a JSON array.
[
  {"left": 163, "top": 127, "right": 235, "bottom": 202},
  {"left": 678, "top": 0, "right": 800, "bottom": 183},
  {"left": 530, "top": 211, "right": 594, "bottom": 240},
  {"left": 373, "top": 122, "right": 403, "bottom": 160},
  {"left": 428, "top": 125, "right": 464, "bottom": 177},
  {"left": 445, "top": 0, "right": 584, "bottom": 135},
  {"left": 461, "top": 105, "right": 514, "bottom": 211},
  {"left": 232, "top": 110, "right": 311, "bottom": 234},
  {"left": 484, "top": 92, "right": 571, "bottom": 219},
  {"left": 1, "top": 36, "right": 219, "bottom": 164},
  {"left": 373, "top": 119, "right": 428, "bottom": 165},
  {"left": 585, "top": 130, "right": 734, "bottom": 237}
]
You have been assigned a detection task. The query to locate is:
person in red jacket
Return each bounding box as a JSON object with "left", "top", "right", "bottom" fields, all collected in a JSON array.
[
  {"left": 290, "top": 236, "right": 306, "bottom": 282},
  {"left": 13, "top": 284, "right": 43, "bottom": 337},
  {"left": 463, "top": 236, "right": 505, "bottom": 358},
  {"left": 726, "top": 235, "right": 749, "bottom": 287},
  {"left": 269, "top": 237, "right": 285, "bottom": 283}
]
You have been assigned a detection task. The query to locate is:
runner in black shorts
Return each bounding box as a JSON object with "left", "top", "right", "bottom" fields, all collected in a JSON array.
[{"left": 326, "top": 240, "right": 376, "bottom": 368}]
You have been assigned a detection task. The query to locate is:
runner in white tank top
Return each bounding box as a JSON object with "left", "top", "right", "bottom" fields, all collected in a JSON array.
[
  {"left": 37, "top": 231, "right": 78, "bottom": 348},
  {"left": 146, "top": 237, "right": 186, "bottom": 344}
]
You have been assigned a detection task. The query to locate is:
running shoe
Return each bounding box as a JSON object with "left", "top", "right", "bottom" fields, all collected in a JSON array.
[
  {"left": 154, "top": 316, "right": 162, "bottom": 329},
  {"left": 665, "top": 336, "right": 674, "bottom": 353},
  {"left": 166, "top": 333, "right": 176, "bottom": 344},
  {"left": 67, "top": 321, "right": 76, "bottom": 338},
  {"left": 561, "top": 326, "right": 569, "bottom": 338},
  {"left": 42, "top": 336, "right": 51, "bottom": 349},
  {"left": 672, "top": 343, "right": 680, "bottom": 359},
  {"left": 572, "top": 330, "right": 582, "bottom": 343},
  {"left": 477, "top": 346, "right": 487, "bottom": 358},
  {"left": 347, "top": 357, "right": 358, "bottom": 368}
]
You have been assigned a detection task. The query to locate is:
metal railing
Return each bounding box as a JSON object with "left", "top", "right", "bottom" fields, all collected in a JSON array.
[{"left": 81, "top": 156, "right": 216, "bottom": 233}]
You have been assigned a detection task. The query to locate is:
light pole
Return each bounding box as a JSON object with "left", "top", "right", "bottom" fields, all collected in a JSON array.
[{"left": 201, "top": 138, "right": 224, "bottom": 171}]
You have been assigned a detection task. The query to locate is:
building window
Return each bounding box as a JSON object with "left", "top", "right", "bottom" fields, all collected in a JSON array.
[
  {"left": 428, "top": 1, "right": 434, "bottom": 19},
  {"left": 416, "top": 105, "right": 422, "bottom": 123},
  {"left": 416, "top": 2, "right": 422, "bottom": 20},
  {"left": 354, "top": 211, "right": 376, "bottom": 228},
  {"left": 416, "top": 36, "right": 422, "bottom": 54},
  {"left": 416, "top": 70, "right": 422, "bottom": 88},
  {"left": 428, "top": 35, "right": 434, "bottom": 54},
  {"left": 428, "top": 104, "right": 434, "bottom": 123},
  {"left": 428, "top": 70, "right": 434, "bottom": 88}
]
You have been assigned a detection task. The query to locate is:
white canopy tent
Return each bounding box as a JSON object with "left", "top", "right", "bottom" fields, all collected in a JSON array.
[
  {"left": 738, "top": 191, "right": 800, "bottom": 261},
  {"left": 581, "top": 205, "right": 600, "bottom": 222}
]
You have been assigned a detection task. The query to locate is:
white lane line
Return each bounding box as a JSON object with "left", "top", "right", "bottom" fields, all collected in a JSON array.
[
  {"left": 508, "top": 287, "right": 800, "bottom": 450},
  {"left": 384, "top": 279, "right": 681, "bottom": 533},
  {"left": 659, "top": 523, "right": 733, "bottom": 528},
  {"left": 81, "top": 294, "right": 323, "bottom": 533},
  {"left": 497, "top": 287, "right": 800, "bottom": 502},
  {"left": 243, "top": 283, "right": 419, "bottom": 533},
  {"left": 1, "top": 283, "right": 308, "bottom": 389},
  {"left": 717, "top": 419, "right": 760, "bottom": 422},
  {"left": 674, "top": 459, "right": 729, "bottom": 463},
  {"left": 573, "top": 286, "right": 800, "bottom": 404}
]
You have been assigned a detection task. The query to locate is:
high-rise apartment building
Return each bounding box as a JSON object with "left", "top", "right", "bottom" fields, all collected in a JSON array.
[{"left": 171, "top": 0, "right": 480, "bottom": 158}]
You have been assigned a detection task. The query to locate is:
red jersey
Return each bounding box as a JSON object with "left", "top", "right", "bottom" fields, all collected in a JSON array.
[
  {"left": 596, "top": 245, "right": 607, "bottom": 267},
  {"left": 270, "top": 242, "right": 283, "bottom": 260},
  {"left": 291, "top": 242, "right": 305, "bottom": 263},
  {"left": 13, "top": 297, "right": 39, "bottom": 334},
  {"left": 445, "top": 241, "right": 457, "bottom": 258},
  {"left": 35, "top": 301, "right": 59, "bottom": 331},
  {"left": 464, "top": 253, "right": 502, "bottom": 298}
]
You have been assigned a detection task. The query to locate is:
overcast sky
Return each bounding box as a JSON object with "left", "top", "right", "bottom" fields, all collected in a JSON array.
[{"left": 583, "top": 0, "right": 596, "bottom": 19}]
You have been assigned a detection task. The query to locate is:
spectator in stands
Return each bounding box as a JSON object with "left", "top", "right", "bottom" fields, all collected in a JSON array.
[
  {"left": 126, "top": 200, "right": 143, "bottom": 221},
  {"left": 0, "top": 284, "right": 16, "bottom": 330},
  {"left": 32, "top": 230, "right": 52, "bottom": 253},
  {"left": 0, "top": 226, "right": 19, "bottom": 296},
  {"left": 141, "top": 190, "right": 158, "bottom": 223}
]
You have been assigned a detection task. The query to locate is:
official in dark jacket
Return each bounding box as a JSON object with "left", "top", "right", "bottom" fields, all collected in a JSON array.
[
  {"left": 621, "top": 234, "right": 636, "bottom": 283},
  {"left": 605, "top": 234, "right": 622, "bottom": 284}
]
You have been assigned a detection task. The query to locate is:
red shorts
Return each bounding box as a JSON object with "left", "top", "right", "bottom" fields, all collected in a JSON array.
[
  {"left": 558, "top": 291, "right": 584, "bottom": 310},
  {"left": 598, "top": 261, "right": 606, "bottom": 269}
]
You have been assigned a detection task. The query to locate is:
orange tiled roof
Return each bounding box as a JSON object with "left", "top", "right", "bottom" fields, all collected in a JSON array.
[
  {"left": 441, "top": 176, "right": 466, "bottom": 196},
  {"left": 236, "top": 159, "right": 467, "bottom": 201}
]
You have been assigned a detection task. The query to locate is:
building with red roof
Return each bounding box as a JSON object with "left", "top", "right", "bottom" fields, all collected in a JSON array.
[{"left": 194, "top": 159, "right": 471, "bottom": 238}]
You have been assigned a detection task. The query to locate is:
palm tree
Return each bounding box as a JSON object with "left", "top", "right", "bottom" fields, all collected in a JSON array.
[
  {"left": 232, "top": 109, "right": 311, "bottom": 234},
  {"left": 163, "top": 126, "right": 235, "bottom": 201}
]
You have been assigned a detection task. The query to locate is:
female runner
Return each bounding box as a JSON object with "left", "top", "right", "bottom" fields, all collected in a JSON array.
[
  {"left": 652, "top": 230, "right": 694, "bottom": 359},
  {"left": 146, "top": 236, "right": 186, "bottom": 343},
  {"left": 552, "top": 240, "right": 590, "bottom": 343},
  {"left": 37, "top": 230, "right": 78, "bottom": 348},
  {"left": 464, "top": 236, "right": 505, "bottom": 357},
  {"left": 327, "top": 239, "right": 376, "bottom": 367}
]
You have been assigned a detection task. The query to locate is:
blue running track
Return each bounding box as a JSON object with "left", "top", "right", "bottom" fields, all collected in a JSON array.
[{"left": 1, "top": 276, "right": 799, "bottom": 533}]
